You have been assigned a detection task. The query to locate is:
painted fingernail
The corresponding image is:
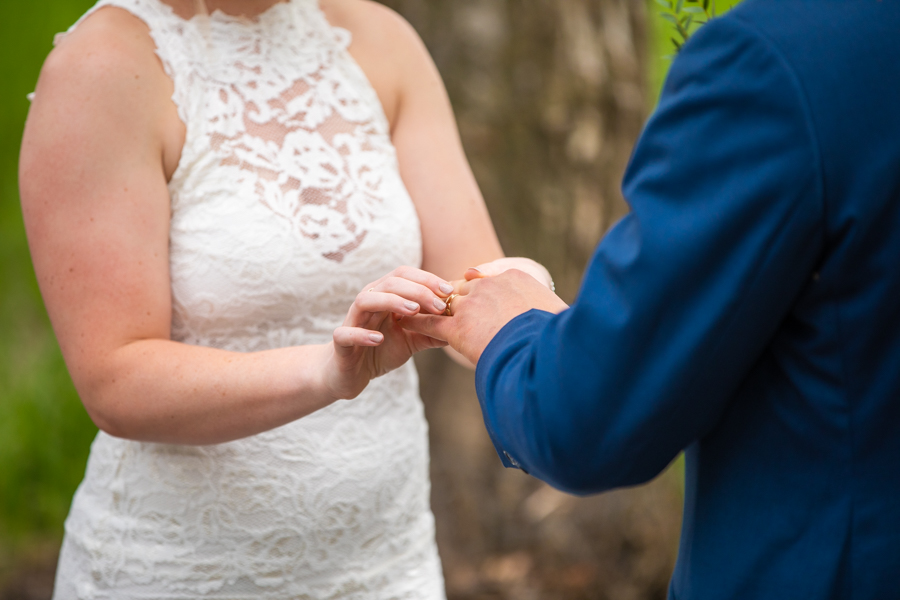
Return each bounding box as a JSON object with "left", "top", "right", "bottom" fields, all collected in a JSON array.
[
  {"left": 439, "top": 283, "right": 454, "bottom": 294},
  {"left": 405, "top": 301, "right": 420, "bottom": 312},
  {"left": 433, "top": 298, "right": 447, "bottom": 311},
  {"left": 369, "top": 333, "right": 383, "bottom": 343}
]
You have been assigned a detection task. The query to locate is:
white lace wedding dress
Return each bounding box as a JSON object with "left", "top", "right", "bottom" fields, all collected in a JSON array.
[{"left": 50, "top": 1, "right": 446, "bottom": 598}]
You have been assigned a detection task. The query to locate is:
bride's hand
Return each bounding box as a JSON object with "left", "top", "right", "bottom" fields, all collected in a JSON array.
[
  {"left": 461, "top": 257, "right": 554, "bottom": 290},
  {"left": 323, "top": 267, "right": 454, "bottom": 400}
]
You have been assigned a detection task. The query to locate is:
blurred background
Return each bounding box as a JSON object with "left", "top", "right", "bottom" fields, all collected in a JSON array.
[{"left": 0, "top": 1, "right": 732, "bottom": 598}]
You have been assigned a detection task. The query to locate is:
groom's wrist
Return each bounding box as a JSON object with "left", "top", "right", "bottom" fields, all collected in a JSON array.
[{"left": 474, "top": 309, "right": 556, "bottom": 471}]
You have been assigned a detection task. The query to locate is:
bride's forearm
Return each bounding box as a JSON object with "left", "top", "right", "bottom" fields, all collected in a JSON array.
[{"left": 81, "top": 339, "right": 337, "bottom": 445}]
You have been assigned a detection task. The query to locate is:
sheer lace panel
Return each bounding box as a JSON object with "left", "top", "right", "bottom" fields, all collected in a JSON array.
[{"left": 206, "top": 71, "right": 384, "bottom": 262}]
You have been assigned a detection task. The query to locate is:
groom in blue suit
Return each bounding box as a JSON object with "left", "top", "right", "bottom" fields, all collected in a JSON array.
[{"left": 405, "top": 0, "right": 900, "bottom": 597}]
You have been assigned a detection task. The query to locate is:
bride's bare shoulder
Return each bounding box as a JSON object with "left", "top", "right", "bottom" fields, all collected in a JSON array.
[
  {"left": 318, "top": 0, "right": 434, "bottom": 126},
  {"left": 24, "top": 6, "right": 181, "bottom": 184},
  {"left": 35, "top": 6, "right": 171, "bottom": 116},
  {"left": 319, "top": 0, "right": 412, "bottom": 32},
  {"left": 319, "top": 0, "right": 425, "bottom": 61}
]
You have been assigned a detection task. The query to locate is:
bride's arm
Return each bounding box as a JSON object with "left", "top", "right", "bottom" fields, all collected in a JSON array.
[{"left": 19, "top": 8, "right": 449, "bottom": 446}]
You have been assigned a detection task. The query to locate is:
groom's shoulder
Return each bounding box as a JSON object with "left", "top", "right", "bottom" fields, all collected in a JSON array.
[
  {"left": 681, "top": 0, "right": 900, "bottom": 121},
  {"left": 693, "top": 0, "right": 898, "bottom": 49},
  {"left": 715, "top": 0, "right": 900, "bottom": 74}
]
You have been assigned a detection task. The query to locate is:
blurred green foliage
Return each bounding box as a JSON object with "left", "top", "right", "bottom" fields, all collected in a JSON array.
[
  {"left": 0, "top": 0, "right": 99, "bottom": 558},
  {"left": 656, "top": 0, "right": 722, "bottom": 53},
  {"left": 647, "top": 0, "right": 742, "bottom": 104}
]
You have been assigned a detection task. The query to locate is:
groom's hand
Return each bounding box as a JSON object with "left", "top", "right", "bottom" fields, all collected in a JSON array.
[{"left": 401, "top": 269, "right": 568, "bottom": 364}]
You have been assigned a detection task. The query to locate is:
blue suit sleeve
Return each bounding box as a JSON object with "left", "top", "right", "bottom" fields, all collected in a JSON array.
[{"left": 474, "top": 16, "right": 825, "bottom": 495}]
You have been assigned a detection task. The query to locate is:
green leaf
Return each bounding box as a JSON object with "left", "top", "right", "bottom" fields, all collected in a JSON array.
[
  {"left": 655, "top": 0, "right": 671, "bottom": 9},
  {"left": 661, "top": 12, "right": 678, "bottom": 24},
  {"left": 675, "top": 0, "right": 685, "bottom": 13},
  {"left": 683, "top": 6, "right": 705, "bottom": 13}
]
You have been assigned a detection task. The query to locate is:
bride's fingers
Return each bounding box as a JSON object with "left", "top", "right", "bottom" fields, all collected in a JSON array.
[
  {"left": 381, "top": 266, "right": 455, "bottom": 298},
  {"left": 348, "top": 281, "right": 450, "bottom": 326},
  {"left": 333, "top": 326, "right": 384, "bottom": 349},
  {"left": 345, "top": 267, "right": 456, "bottom": 327},
  {"left": 347, "top": 290, "right": 423, "bottom": 325},
  {"left": 376, "top": 277, "right": 451, "bottom": 314}
]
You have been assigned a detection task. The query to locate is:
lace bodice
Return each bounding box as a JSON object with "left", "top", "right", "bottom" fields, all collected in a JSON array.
[
  {"left": 157, "top": 0, "right": 423, "bottom": 348},
  {"left": 51, "top": 1, "right": 445, "bottom": 598}
]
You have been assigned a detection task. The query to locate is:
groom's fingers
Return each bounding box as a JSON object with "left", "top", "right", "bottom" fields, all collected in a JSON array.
[
  {"left": 408, "top": 332, "right": 450, "bottom": 353},
  {"left": 399, "top": 314, "right": 454, "bottom": 343},
  {"left": 453, "top": 278, "right": 480, "bottom": 297},
  {"left": 465, "top": 261, "right": 508, "bottom": 278},
  {"left": 464, "top": 267, "right": 488, "bottom": 281}
]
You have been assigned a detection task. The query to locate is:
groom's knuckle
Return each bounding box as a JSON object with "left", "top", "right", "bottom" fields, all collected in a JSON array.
[
  {"left": 425, "top": 318, "right": 439, "bottom": 335},
  {"left": 503, "top": 269, "right": 524, "bottom": 283}
]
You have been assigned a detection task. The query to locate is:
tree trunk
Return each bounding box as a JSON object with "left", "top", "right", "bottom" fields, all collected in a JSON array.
[{"left": 377, "top": 0, "right": 684, "bottom": 598}]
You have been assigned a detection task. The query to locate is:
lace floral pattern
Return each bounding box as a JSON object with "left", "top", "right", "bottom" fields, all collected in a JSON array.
[
  {"left": 196, "top": 3, "right": 397, "bottom": 263},
  {"left": 51, "top": 1, "right": 444, "bottom": 598}
]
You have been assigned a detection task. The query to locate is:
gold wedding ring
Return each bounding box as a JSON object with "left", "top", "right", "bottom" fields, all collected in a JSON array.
[{"left": 443, "top": 293, "right": 459, "bottom": 316}]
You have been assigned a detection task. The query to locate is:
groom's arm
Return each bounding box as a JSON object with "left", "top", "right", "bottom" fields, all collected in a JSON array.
[{"left": 472, "top": 14, "right": 824, "bottom": 494}]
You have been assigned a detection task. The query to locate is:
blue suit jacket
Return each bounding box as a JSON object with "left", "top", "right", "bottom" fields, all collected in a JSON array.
[{"left": 475, "top": 1, "right": 900, "bottom": 597}]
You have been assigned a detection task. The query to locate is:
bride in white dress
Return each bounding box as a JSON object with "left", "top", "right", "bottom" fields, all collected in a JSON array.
[{"left": 19, "top": 0, "right": 552, "bottom": 597}]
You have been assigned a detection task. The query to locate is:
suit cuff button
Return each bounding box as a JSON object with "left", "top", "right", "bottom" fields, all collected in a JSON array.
[{"left": 503, "top": 451, "right": 522, "bottom": 469}]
